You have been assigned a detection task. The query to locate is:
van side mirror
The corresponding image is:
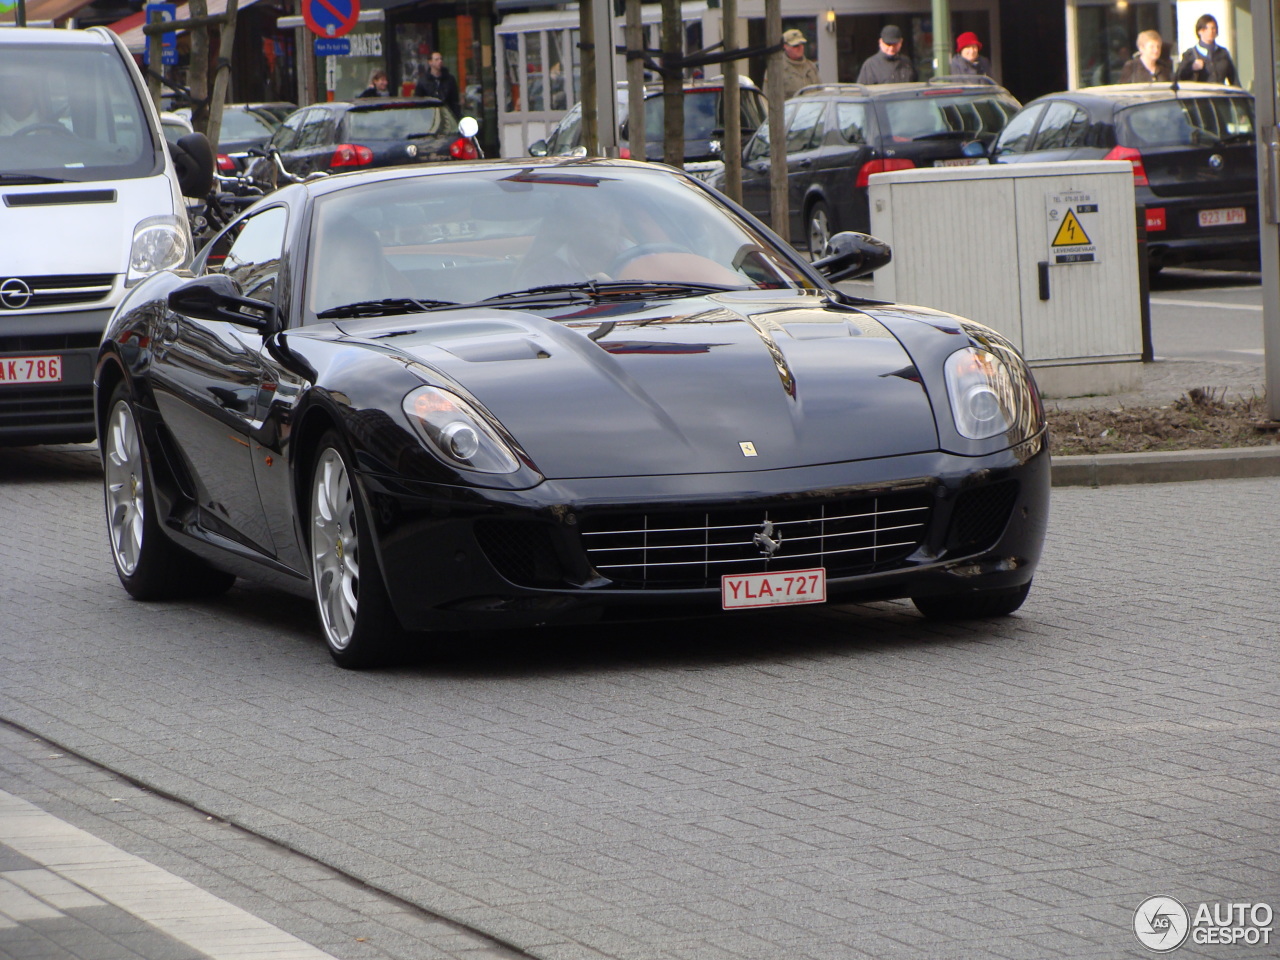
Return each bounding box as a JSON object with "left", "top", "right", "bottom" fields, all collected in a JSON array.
[
  {"left": 168, "top": 275, "right": 275, "bottom": 332},
  {"left": 811, "top": 231, "right": 892, "bottom": 282},
  {"left": 169, "top": 132, "right": 215, "bottom": 199}
]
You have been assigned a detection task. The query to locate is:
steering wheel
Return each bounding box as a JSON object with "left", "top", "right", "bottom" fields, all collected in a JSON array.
[
  {"left": 13, "top": 122, "right": 74, "bottom": 137},
  {"left": 608, "top": 242, "right": 691, "bottom": 276}
]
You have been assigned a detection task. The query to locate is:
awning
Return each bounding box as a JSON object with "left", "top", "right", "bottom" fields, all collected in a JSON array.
[
  {"left": 0, "top": 0, "right": 97, "bottom": 24},
  {"left": 109, "top": 0, "right": 263, "bottom": 54}
]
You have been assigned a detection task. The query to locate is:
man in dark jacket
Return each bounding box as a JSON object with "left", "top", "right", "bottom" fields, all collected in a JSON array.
[
  {"left": 414, "top": 51, "right": 461, "bottom": 116},
  {"left": 1176, "top": 13, "right": 1237, "bottom": 85},
  {"left": 857, "top": 25, "right": 917, "bottom": 85}
]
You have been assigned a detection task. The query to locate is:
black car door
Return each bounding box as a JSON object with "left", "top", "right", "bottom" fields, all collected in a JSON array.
[
  {"left": 831, "top": 100, "right": 876, "bottom": 234},
  {"left": 149, "top": 207, "right": 289, "bottom": 556},
  {"left": 782, "top": 99, "right": 828, "bottom": 243},
  {"left": 990, "top": 102, "right": 1048, "bottom": 165},
  {"left": 1024, "top": 100, "right": 1095, "bottom": 162},
  {"left": 740, "top": 102, "right": 792, "bottom": 223}
]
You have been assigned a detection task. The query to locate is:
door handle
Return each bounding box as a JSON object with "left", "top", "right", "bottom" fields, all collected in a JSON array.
[{"left": 796, "top": 158, "right": 812, "bottom": 168}]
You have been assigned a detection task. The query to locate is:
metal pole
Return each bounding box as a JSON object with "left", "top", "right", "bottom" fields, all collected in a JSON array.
[
  {"left": 765, "top": 0, "right": 787, "bottom": 239},
  {"left": 15, "top": 0, "right": 26, "bottom": 27},
  {"left": 625, "top": 0, "right": 645, "bottom": 160},
  {"left": 931, "top": 0, "right": 950, "bottom": 79},
  {"left": 593, "top": 0, "right": 618, "bottom": 156},
  {"left": 1251, "top": 0, "right": 1280, "bottom": 421},
  {"left": 721, "top": 0, "right": 742, "bottom": 202}
]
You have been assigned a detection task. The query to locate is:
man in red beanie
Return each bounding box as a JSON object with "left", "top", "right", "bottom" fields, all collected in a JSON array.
[{"left": 949, "top": 31, "right": 992, "bottom": 77}]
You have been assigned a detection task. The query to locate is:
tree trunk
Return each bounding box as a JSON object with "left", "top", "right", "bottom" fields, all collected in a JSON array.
[{"left": 660, "top": 0, "right": 682, "bottom": 168}]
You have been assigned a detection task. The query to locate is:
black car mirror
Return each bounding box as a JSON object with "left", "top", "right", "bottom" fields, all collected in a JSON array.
[
  {"left": 168, "top": 275, "right": 276, "bottom": 332},
  {"left": 961, "top": 140, "right": 987, "bottom": 159},
  {"left": 529, "top": 139, "right": 549, "bottom": 157},
  {"left": 169, "top": 132, "right": 215, "bottom": 199},
  {"left": 811, "top": 232, "right": 892, "bottom": 282}
]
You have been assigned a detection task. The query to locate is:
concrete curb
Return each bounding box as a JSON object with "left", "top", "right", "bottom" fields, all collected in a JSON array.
[{"left": 1052, "top": 445, "right": 1280, "bottom": 487}]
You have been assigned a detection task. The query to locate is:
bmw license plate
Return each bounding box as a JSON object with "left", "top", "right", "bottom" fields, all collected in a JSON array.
[
  {"left": 1199, "top": 207, "right": 1246, "bottom": 227},
  {"left": 722, "top": 568, "right": 826, "bottom": 610},
  {"left": 0, "top": 355, "right": 62, "bottom": 385}
]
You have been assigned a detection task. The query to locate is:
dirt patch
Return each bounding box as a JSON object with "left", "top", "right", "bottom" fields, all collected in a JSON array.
[{"left": 1046, "top": 387, "right": 1280, "bottom": 456}]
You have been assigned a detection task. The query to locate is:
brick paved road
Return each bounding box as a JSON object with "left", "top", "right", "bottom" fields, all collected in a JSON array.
[{"left": 1, "top": 445, "right": 1277, "bottom": 959}]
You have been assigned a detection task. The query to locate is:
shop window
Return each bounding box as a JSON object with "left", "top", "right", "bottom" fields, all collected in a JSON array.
[
  {"left": 1077, "top": 2, "right": 1161, "bottom": 87},
  {"left": 527, "top": 32, "right": 545, "bottom": 112},
  {"left": 548, "top": 30, "right": 567, "bottom": 111},
  {"left": 503, "top": 33, "right": 521, "bottom": 112}
]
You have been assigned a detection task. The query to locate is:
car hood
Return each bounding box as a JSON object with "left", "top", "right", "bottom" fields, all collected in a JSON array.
[{"left": 335, "top": 291, "right": 940, "bottom": 479}]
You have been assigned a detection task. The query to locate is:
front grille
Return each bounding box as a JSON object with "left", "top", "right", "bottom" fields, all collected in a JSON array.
[
  {"left": 946, "top": 480, "right": 1019, "bottom": 555},
  {"left": 0, "top": 274, "right": 116, "bottom": 310},
  {"left": 0, "top": 384, "right": 94, "bottom": 429},
  {"left": 0, "top": 333, "right": 102, "bottom": 353},
  {"left": 580, "top": 488, "right": 933, "bottom": 588}
]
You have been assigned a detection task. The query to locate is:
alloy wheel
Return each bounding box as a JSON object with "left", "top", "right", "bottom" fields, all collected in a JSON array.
[
  {"left": 103, "top": 399, "right": 145, "bottom": 576},
  {"left": 311, "top": 447, "right": 360, "bottom": 651}
]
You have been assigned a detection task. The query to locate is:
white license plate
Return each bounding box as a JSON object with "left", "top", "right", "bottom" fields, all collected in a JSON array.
[
  {"left": 722, "top": 567, "right": 826, "bottom": 610},
  {"left": 1199, "top": 207, "right": 1246, "bottom": 227},
  {"left": 0, "top": 355, "right": 62, "bottom": 385},
  {"left": 935, "top": 157, "right": 981, "bottom": 167}
]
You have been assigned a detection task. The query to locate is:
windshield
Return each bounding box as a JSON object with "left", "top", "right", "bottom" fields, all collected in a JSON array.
[
  {"left": 220, "top": 109, "right": 276, "bottom": 140},
  {"left": 306, "top": 165, "right": 814, "bottom": 317},
  {"left": 0, "top": 43, "right": 157, "bottom": 182},
  {"left": 344, "top": 105, "right": 459, "bottom": 141},
  {"left": 880, "top": 94, "right": 1019, "bottom": 141},
  {"left": 1119, "top": 96, "right": 1255, "bottom": 148}
]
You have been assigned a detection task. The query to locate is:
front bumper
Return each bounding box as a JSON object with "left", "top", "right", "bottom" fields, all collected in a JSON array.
[{"left": 362, "top": 436, "right": 1050, "bottom": 632}]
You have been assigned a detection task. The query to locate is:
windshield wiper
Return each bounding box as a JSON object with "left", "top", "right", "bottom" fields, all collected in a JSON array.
[
  {"left": 0, "top": 173, "right": 74, "bottom": 184},
  {"left": 315, "top": 297, "right": 458, "bottom": 319},
  {"left": 474, "top": 280, "right": 740, "bottom": 308}
]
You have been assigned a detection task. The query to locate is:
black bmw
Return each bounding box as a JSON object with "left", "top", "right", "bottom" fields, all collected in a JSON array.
[{"left": 96, "top": 159, "right": 1049, "bottom": 668}]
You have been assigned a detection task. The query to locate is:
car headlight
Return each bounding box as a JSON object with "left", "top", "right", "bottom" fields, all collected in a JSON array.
[
  {"left": 402, "top": 385, "right": 522, "bottom": 474},
  {"left": 127, "top": 215, "right": 191, "bottom": 285},
  {"left": 943, "top": 333, "right": 1043, "bottom": 443}
]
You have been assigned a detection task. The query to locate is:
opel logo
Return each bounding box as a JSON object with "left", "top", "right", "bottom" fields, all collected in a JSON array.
[
  {"left": 1209, "top": 153, "right": 1224, "bottom": 169},
  {"left": 753, "top": 520, "right": 783, "bottom": 558},
  {"left": 0, "top": 278, "right": 32, "bottom": 309},
  {"left": 406, "top": 143, "right": 418, "bottom": 158}
]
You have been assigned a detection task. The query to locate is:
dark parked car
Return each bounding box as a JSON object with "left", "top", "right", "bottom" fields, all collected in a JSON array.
[
  {"left": 529, "top": 78, "right": 768, "bottom": 179},
  {"left": 988, "top": 82, "right": 1258, "bottom": 271},
  {"left": 247, "top": 99, "right": 472, "bottom": 180},
  {"left": 733, "top": 78, "right": 1021, "bottom": 254},
  {"left": 96, "top": 158, "right": 1049, "bottom": 668},
  {"left": 214, "top": 103, "right": 292, "bottom": 172}
]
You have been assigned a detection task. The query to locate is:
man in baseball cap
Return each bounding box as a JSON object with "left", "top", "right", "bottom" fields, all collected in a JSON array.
[
  {"left": 950, "top": 30, "right": 993, "bottom": 77},
  {"left": 768, "top": 27, "right": 820, "bottom": 100},
  {"left": 858, "top": 24, "right": 918, "bottom": 84}
]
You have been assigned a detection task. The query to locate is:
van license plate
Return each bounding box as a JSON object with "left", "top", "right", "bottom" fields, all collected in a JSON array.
[
  {"left": 722, "top": 568, "right": 826, "bottom": 609},
  {"left": 935, "top": 157, "right": 980, "bottom": 167},
  {"left": 1199, "top": 207, "right": 1246, "bottom": 227},
  {"left": 0, "top": 356, "right": 62, "bottom": 385}
]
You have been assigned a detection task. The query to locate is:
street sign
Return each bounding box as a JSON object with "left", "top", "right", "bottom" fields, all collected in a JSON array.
[
  {"left": 314, "top": 37, "right": 351, "bottom": 56},
  {"left": 301, "top": 0, "right": 359, "bottom": 39},
  {"left": 1046, "top": 191, "right": 1100, "bottom": 265},
  {"left": 143, "top": 2, "right": 179, "bottom": 66}
]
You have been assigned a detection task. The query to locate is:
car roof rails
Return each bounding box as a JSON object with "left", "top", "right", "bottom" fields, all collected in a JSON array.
[{"left": 795, "top": 83, "right": 868, "bottom": 97}]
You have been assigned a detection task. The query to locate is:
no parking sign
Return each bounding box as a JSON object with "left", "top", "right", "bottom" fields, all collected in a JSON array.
[{"left": 301, "top": 0, "right": 359, "bottom": 39}]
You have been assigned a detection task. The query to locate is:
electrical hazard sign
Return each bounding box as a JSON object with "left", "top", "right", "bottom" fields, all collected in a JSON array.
[{"left": 1046, "top": 192, "right": 1100, "bottom": 265}]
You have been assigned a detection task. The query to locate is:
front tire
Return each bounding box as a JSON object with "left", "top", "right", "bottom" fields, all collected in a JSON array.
[
  {"left": 911, "top": 580, "right": 1032, "bottom": 620},
  {"left": 308, "top": 432, "right": 403, "bottom": 668},
  {"left": 101, "top": 382, "right": 236, "bottom": 600}
]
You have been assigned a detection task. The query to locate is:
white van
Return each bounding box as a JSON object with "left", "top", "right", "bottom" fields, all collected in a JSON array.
[{"left": 0, "top": 26, "right": 210, "bottom": 445}]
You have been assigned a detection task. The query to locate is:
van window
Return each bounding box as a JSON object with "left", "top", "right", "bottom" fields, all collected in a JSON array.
[{"left": 0, "top": 43, "right": 156, "bottom": 182}]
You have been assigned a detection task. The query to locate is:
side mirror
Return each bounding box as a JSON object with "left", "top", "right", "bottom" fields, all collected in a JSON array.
[
  {"left": 528, "top": 139, "right": 549, "bottom": 157},
  {"left": 168, "top": 275, "right": 275, "bottom": 331},
  {"left": 169, "top": 132, "right": 215, "bottom": 199},
  {"left": 811, "top": 231, "right": 892, "bottom": 283},
  {"left": 458, "top": 116, "right": 479, "bottom": 139},
  {"left": 961, "top": 140, "right": 987, "bottom": 159}
]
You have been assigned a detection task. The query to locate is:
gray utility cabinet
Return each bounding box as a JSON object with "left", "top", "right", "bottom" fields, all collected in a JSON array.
[{"left": 868, "top": 160, "right": 1142, "bottom": 398}]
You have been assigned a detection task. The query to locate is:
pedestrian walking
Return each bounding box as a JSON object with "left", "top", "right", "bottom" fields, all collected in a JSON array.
[
  {"left": 1176, "top": 14, "right": 1237, "bottom": 85},
  {"left": 1119, "top": 30, "right": 1172, "bottom": 83},
  {"left": 857, "top": 25, "right": 917, "bottom": 85},
  {"left": 767, "top": 28, "right": 821, "bottom": 100},
  {"left": 948, "top": 31, "right": 992, "bottom": 78},
  {"left": 414, "top": 51, "right": 461, "bottom": 116},
  {"left": 357, "top": 69, "right": 392, "bottom": 98}
]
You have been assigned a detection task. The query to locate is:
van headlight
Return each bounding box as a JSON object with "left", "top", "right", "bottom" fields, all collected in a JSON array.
[
  {"left": 127, "top": 215, "right": 191, "bottom": 285},
  {"left": 402, "top": 385, "right": 527, "bottom": 475},
  {"left": 943, "top": 336, "right": 1043, "bottom": 444}
]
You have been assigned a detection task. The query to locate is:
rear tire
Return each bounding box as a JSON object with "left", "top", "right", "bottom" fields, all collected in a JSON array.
[
  {"left": 101, "top": 382, "right": 236, "bottom": 600},
  {"left": 806, "top": 201, "right": 833, "bottom": 258},
  {"left": 911, "top": 580, "right": 1032, "bottom": 620},
  {"left": 308, "top": 431, "right": 404, "bottom": 669}
]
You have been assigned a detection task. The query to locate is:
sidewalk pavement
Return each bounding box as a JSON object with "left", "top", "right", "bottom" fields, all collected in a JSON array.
[{"left": 1046, "top": 356, "right": 1280, "bottom": 486}]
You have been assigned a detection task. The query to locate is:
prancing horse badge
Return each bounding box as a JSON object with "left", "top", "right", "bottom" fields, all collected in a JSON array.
[{"left": 739, "top": 441, "right": 758, "bottom": 457}]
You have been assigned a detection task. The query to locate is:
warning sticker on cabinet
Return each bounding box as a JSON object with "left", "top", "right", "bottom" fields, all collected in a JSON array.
[{"left": 1046, "top": 192, "right": 1099, "bottom": 264}]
